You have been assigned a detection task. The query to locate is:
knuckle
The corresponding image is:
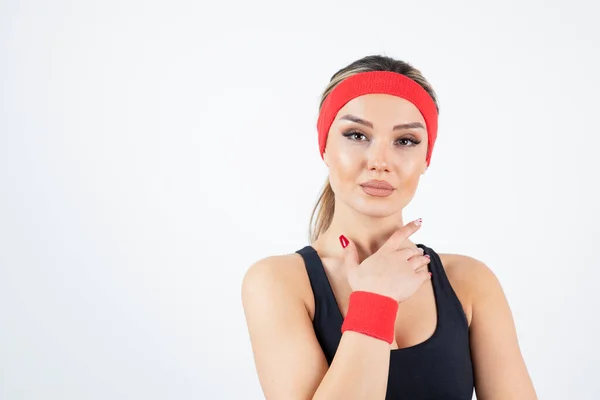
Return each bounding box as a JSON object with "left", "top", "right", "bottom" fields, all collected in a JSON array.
[
  {"left": 408, "top": 258, "right": 421, "bottom": 269},
  {"left": 397, "top": 248, "right": 413, "bottom": 258}
]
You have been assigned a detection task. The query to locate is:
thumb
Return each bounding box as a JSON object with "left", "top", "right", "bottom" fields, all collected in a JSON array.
[{"left": 339, "top": 235, "right": 359, "bottom": 268}]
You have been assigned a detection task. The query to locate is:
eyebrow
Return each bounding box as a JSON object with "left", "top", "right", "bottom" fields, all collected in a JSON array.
[{"left": 339, "top": 114, "right": 425, "bottom": 131}]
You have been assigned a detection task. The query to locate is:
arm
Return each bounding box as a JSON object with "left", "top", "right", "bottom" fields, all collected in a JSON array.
[
  {"left": 241, "top": 256, "right": 391, "bottom": 400},
  {"left": 467, "top": 258, "right": 538, "bottom": 399}
]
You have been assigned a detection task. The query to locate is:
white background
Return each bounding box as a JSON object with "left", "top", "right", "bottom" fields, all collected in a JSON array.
[{"left": 1, "top": 0, "right": 599, "bottom": 399}]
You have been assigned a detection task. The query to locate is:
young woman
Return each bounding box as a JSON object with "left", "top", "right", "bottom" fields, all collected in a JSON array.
[{"left": 242, "top": 55, "right": 537, "bottom": 399}]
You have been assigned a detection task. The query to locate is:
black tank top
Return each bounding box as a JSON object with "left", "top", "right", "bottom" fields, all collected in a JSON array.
[{"left": 296, "top": 243, "right": 474, "bottom": 400}]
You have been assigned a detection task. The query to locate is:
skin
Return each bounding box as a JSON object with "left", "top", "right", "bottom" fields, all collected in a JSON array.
[{"left": 242, "top": 93, "right": 538, "bottom": 399}]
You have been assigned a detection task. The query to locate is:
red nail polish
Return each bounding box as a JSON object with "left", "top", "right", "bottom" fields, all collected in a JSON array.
[{"left": 339, "top": 235, "right": 349, "bottom": 248}]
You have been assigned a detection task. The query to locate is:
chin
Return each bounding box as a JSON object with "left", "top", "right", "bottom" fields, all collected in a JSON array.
[{"left": 349, "top": 199, "right": 403, "bottom": 218}]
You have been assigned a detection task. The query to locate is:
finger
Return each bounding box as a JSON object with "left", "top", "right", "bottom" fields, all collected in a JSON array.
[
  {"left": 408, "top": 255, "right": 431, "bottom": 271},
  {"left": 416, "top": 268, "right": 432, "bottom": 283},
  {"left": 415, "top": 263, "right": 430, "bottom": 274},
  {"left": 339, "top": 235, "right": 360, "bottom": 268},
  {"left": 397, "top": 246, "right": 424, "bottom": 260},
  {"left": 379, "top": 218, "right": 422, "bottom": 253},
  {"left": 415, "top": 269, "right": 431, "bottom": 285}
]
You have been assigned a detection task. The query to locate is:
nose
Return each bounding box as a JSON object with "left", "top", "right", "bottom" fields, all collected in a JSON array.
[{"left": 366, "top": 141, "right": 391, "bottom": 172}]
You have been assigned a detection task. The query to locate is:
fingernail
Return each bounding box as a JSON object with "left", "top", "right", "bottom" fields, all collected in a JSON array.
[
  {"left": 414, "top": 218, "right": 422, "bottom": 226},
  {"left": 339, "top": 235, "right": 349, "bottom": 248}
]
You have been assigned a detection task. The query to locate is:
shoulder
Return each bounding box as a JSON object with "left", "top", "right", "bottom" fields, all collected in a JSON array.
[
  {"left": 241, "top": 252, "right": 312, "bottom": 308},
  {"left": 438, "top": 252, "right": 503, "bottom": 326},
  {"left": 440, "top": 252, "right": 499, "bottom": 286},
  {"left": 242, "top": 253, "right": 303, "bottom": 290},
  {"left": 439, "top": 253, "right": 537, "bottom": 398}
]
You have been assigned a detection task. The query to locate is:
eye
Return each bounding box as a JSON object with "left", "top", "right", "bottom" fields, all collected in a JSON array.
[
  {"left": 396, "top": 137, "right": 421, "bottom": 147},
  {"left": 342, "top": 130, "right": 367, "bottom": 141},
  {"left": 342, "top": 130, "right": 422, "bottom": 147}
]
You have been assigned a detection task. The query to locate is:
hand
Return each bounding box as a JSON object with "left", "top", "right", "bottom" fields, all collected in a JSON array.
[{"left": 341, "top": 219, "right": 431, "bottom": 303}]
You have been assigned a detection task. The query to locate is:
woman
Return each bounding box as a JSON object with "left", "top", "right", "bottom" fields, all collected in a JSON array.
[{"left": 242, "top": 55, "right": 537, "bottom": 399}]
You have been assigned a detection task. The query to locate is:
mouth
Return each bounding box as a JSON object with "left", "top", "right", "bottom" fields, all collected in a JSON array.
[
  {"left": 360, "top": 180, "right": 394, "bottom": 190},
  {"left": 360, "top": 181, "right": 395, "bottom": 197}
]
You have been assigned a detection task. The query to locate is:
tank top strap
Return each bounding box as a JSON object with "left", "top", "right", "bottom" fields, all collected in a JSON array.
[
  {"left": 295, "top": 245, "right": 343, "bottom": 324},
  {"left": 418, "top": 243, "right": 469, "bottom": 327}
]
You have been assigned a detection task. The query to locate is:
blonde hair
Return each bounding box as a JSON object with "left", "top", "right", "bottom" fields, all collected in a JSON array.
[{"left": 308, "top": 55, "right": 440, "bottom": 243}]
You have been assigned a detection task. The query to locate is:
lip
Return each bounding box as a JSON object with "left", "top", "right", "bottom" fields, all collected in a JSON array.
[
  {"left": 360, "top": 180, "right": 394, "bottom": 190},
  {"left": 360, "top": 180, "right": 395, "bottom": 197}
]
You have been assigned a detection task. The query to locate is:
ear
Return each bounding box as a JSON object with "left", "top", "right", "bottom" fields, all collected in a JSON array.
[
  {"left": 323, "top": 150, "right": 330, "bottom": 168},
  {"left": 421, "top": 160, "right": 428, "bottom": 175}
]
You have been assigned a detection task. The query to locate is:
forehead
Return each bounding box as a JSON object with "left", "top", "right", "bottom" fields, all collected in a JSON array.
[{"left": 335, "top": 93, "right": 425, "bottom": 125}]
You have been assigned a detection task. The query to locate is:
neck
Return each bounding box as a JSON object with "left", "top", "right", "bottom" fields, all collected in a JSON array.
[{"left": 312, "top": 202, "right": 415, "bottom": 263}]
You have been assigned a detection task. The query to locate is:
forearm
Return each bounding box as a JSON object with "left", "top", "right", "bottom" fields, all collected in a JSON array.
[{"left": 312, "top": 331, "right": 391, "bottom": 400}]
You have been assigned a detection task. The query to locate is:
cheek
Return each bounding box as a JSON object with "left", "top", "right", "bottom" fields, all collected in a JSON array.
[
  {"left": 333, "top": 151, "right": 359, "bottom": 172},
  {"left": 387, "top": 157, "right": 422, "bottom": 189},
  {"left": 406, "top": 174, "right": 421, "bottom": 190},
  {"left": 399, "top": 167, "right": 422, "bottom": 194},
  {"left": 328, "top": 137, "right": 364, "bottom": 169},
  {"left": 328, "top": 152, "right": 362, "bottom": 189}
]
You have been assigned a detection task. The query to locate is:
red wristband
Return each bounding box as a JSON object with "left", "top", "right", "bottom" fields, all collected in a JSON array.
[{"left": 341, "top": 291, "right": 399, "bottom": 344}]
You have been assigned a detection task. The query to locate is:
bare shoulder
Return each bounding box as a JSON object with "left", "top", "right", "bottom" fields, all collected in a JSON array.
[
  {"left": 241, "top": 252, "right": 312, "bottom": 309},
  {"left": 439, "top": 252, "right": 498, "bottom": 284},
  {"left": 242, "top": 253, "right": 301, "bottom": 284},
  {"left": 438, "top": 252, "right": 502, "bottom": 326},
  {"left": 439, "top": 253, "right": 537, "bottom": 398},
  {"left": 241, "top": 252, "right": 330, "bottom": 399}
]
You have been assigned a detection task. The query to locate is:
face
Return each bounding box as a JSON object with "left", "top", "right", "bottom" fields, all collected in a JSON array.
[{"left": 322, "top": 93, "right": 429, "bottom": 218}]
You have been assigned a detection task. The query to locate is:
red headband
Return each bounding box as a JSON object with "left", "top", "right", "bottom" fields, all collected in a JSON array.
[{"left": 317, "top": 70, "right": 438, "bottom": 166}]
